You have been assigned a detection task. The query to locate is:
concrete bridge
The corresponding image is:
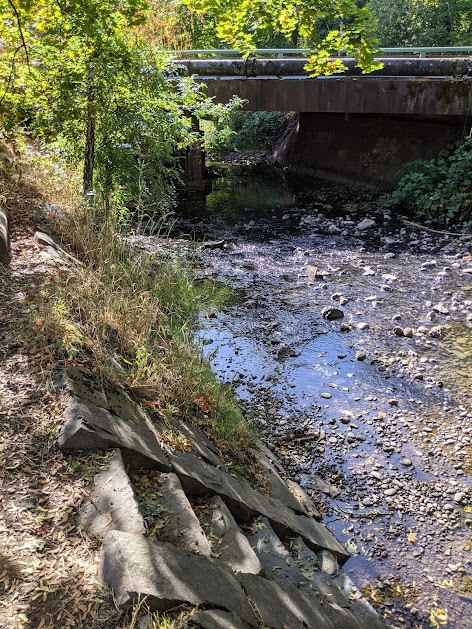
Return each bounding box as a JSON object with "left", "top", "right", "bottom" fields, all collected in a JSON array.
[
  {"left": 179, "top": 54, "right": 472, "bottom": 117},
  {"left": 174, "top": 48, "right": 472, "bottom": 187}
]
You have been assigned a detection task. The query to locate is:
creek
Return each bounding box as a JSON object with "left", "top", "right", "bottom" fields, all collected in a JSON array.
[{"left": 132, "top": 164, "right": 472, "bottom": 628}]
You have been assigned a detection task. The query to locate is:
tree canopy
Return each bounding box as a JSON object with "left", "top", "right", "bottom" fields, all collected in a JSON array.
[
  {"left": 182, "top": 0, "right": 383, "bottom": 74},
  {"left": 368, "top": 0, "right": 472, "bottom": 47}
]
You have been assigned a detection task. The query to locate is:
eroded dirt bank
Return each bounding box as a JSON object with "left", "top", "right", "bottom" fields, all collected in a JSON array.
[{"left": 133, "top": 170, "right": 472, "bottom": 628}]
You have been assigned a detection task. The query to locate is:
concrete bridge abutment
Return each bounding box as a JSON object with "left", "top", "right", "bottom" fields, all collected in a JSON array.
[{"left": 272, "top": 113, "right": 469, "bottom": 188}]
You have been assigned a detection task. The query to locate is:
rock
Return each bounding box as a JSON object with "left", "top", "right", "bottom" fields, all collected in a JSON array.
[
  {"left": 320, "top": 392, "right": 332, "bottom": 399},
  {"left": 202, "top": 496, "right": 261, "bottom": 574},
  {"left": 248, "top": 518, "right": 306, "bottom": 588},
  {"left": 59, "top": 396, "right": 171, "bottom": 472},
  {"left": 285, "top": 480, "right": 321, "bottom": 520},
  {"left": 334, "top": 573, "right": 387, "bottom": 629},
  {"left": 321, "top": 306, "right": 344, "bottom": 321},
  {"left": 252, "top": 449, "right": 305, "bottom": 513},
  {"left": 79, "top": 450, "right": 145, "bottom": 539},
  {"left": 400, "top": 458, "right": 413, "bottom": 467},
  {"left": 239, "top": 573, "right": 364, "bottom": 629},
  {"left": 190, "top": 610, "right": 250, "bottom": 629},
  {"left": 394, "top": 327, "right": 404, "bottom": 337},
  {"left": 317, "top": 550, "right": 338, "bottom": 576},
  {"left": 356, "top": 219, "right": 376, "bottom": 231},
  {"left": 416, "top": 326, "right": 429, "bottom": 335},
  {"left": 385, "top": 488, "right": 397, "bottom": 497},
  {"left": 362, "top": 497, "right": 374, "bottom": 506},
  {"left": 307, "top": 265, "right": 327, "bottom": 280},
  {"left": 403, "top": 327, "right": 414, "bottom": 338},
  {"left": 35, "top": 230, "right": 78, "bottom": 268},
  {"left": 0, "top": 205, "right": 10, "bottom": 265},
  {"left": 167, "top": 450, "right": 349, "bottom": 561},
  {"left": 432, "top": 302, "right": 450, "bottom": 316},
  {"left": 453, "top": 492, "right": 465, "bottom": 503},
  {"left": 158, "top": 473, "right": 211, "bottom": 556},
  {"left": 429, "top": 326, "right": 442, "bottom": 338},
  {"left": 100, "top": 532, "right": 256, "bottom": 623},
  {"left": 357, "top": 322, "right": 369, "bottom": 330},
  {"left": 328, "top": 224, "right": 341, "bottom": 235}
]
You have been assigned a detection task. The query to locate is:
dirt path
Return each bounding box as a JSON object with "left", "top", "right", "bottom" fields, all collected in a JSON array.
[{"left": 0, "top": 205, "right": 121, "bottom": 627}]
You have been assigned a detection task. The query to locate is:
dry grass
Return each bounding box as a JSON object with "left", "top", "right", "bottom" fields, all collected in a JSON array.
[{"left": 13, "top": 139, "right": 254, "bottom": 451}]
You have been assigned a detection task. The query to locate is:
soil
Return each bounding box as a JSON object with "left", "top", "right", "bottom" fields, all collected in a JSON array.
[{"left": 0, "top": 187, "right": 123, "bottom": 628}]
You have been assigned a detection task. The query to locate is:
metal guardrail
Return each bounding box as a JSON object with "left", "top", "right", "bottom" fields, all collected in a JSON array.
[{"left": 169, "top": 46, "right": 472, "bottom": 59}]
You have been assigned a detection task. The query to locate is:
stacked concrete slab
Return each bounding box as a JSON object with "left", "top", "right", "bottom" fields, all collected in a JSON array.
[
  {"left": 0, "top": 205, "right": 10, "bottom": 265},
  {"left": 56, "top": 368, "right": 387, "bottom": 628}
]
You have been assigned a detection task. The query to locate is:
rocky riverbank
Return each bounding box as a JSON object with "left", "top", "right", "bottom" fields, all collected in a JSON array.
[{"left": 132, "top": 172, "right": 472, "bottom": 627}]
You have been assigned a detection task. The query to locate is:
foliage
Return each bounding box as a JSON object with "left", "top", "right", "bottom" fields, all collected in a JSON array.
[
  {"left": 368, "top": 0, "right": 472, "bottom": 47},
  {"left": 182, "top": 0, "right": 383, "bottom": 75},
  {"left": 141, "top": 0, "right": 220, "bottom": 49},
  {"left": 0, "top": 0, "right": 239, "bottom": 211},
  {"left": 379, "top": 137, "right": 472, "bottom": 224},
  {"left": 205, "top": 111, "right": 291, "bottom": 157}
]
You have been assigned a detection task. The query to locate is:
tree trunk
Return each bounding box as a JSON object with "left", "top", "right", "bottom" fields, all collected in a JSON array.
[{"left": 83, "top": 111, "right": 95, "bottom": 196}]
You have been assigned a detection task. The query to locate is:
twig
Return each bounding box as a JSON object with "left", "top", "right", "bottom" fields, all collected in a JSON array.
[
  {"left": 403, "top": 219, "right": 472, "bottom": 239},
  {"left": 7, "top": 0, "right": 30, "bottom": 66}
]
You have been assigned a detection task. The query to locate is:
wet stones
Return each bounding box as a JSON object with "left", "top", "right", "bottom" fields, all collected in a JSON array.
[
  {"left": 432, "top": 302, "right": 450, "bottom": 316},
  {"left": 321, "top": 306, "right": 344, "bottom": 320}
]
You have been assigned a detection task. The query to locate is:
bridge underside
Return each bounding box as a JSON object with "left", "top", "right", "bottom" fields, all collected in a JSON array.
[
  {"left": 201, "top": 76, "right": 471, "bottom": 116},
  {"left": 272, "top": 113, "right": 467, "bottom": 189},
  {"left": 186, "top": 59, "right": 471, "bottom": 188}
]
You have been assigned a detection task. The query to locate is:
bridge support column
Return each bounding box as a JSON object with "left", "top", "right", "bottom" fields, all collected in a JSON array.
[
  {"left": 182, "top": 116, "right": 210, "bottom": 190},
  {"left": 273, "top": 113, "right": 468, "bottom": 188}
]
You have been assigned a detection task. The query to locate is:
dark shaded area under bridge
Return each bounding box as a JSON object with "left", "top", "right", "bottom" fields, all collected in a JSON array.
[{"left": 179, "top": 57, "right": 472, "bottom": 188}]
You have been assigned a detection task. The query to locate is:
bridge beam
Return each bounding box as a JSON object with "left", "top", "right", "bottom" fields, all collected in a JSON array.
[
  {"left": 180, "top": 57, "right": 472, "bottom": 78},
  {"left": 199, "top": 75, "right": 471, "bottom": 116}
]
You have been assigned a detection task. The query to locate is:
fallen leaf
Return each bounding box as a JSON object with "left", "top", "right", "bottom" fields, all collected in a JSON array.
[
  {"left": 430, "top": 608, "right": 448, "bottom": 627},
  {"left": 407, "top": 532, "right": 418, "bottom": 544}
]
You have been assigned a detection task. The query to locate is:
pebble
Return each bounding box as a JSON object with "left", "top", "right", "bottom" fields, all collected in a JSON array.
[
  {"left": 320, "top": 392, "right": 332, "bottom": 399},
  {"left": 357, "top": 322, "right": 370, "bottom": 330}
]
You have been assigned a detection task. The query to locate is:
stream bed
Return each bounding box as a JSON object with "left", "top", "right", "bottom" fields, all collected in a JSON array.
[{"left": 132, "top": 165, "right": 472, "bottom": 628}]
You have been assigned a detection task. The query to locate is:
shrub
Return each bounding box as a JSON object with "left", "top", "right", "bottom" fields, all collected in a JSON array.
[{"left": 379, "top": 136, "right": 472, "bottom": 224}]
